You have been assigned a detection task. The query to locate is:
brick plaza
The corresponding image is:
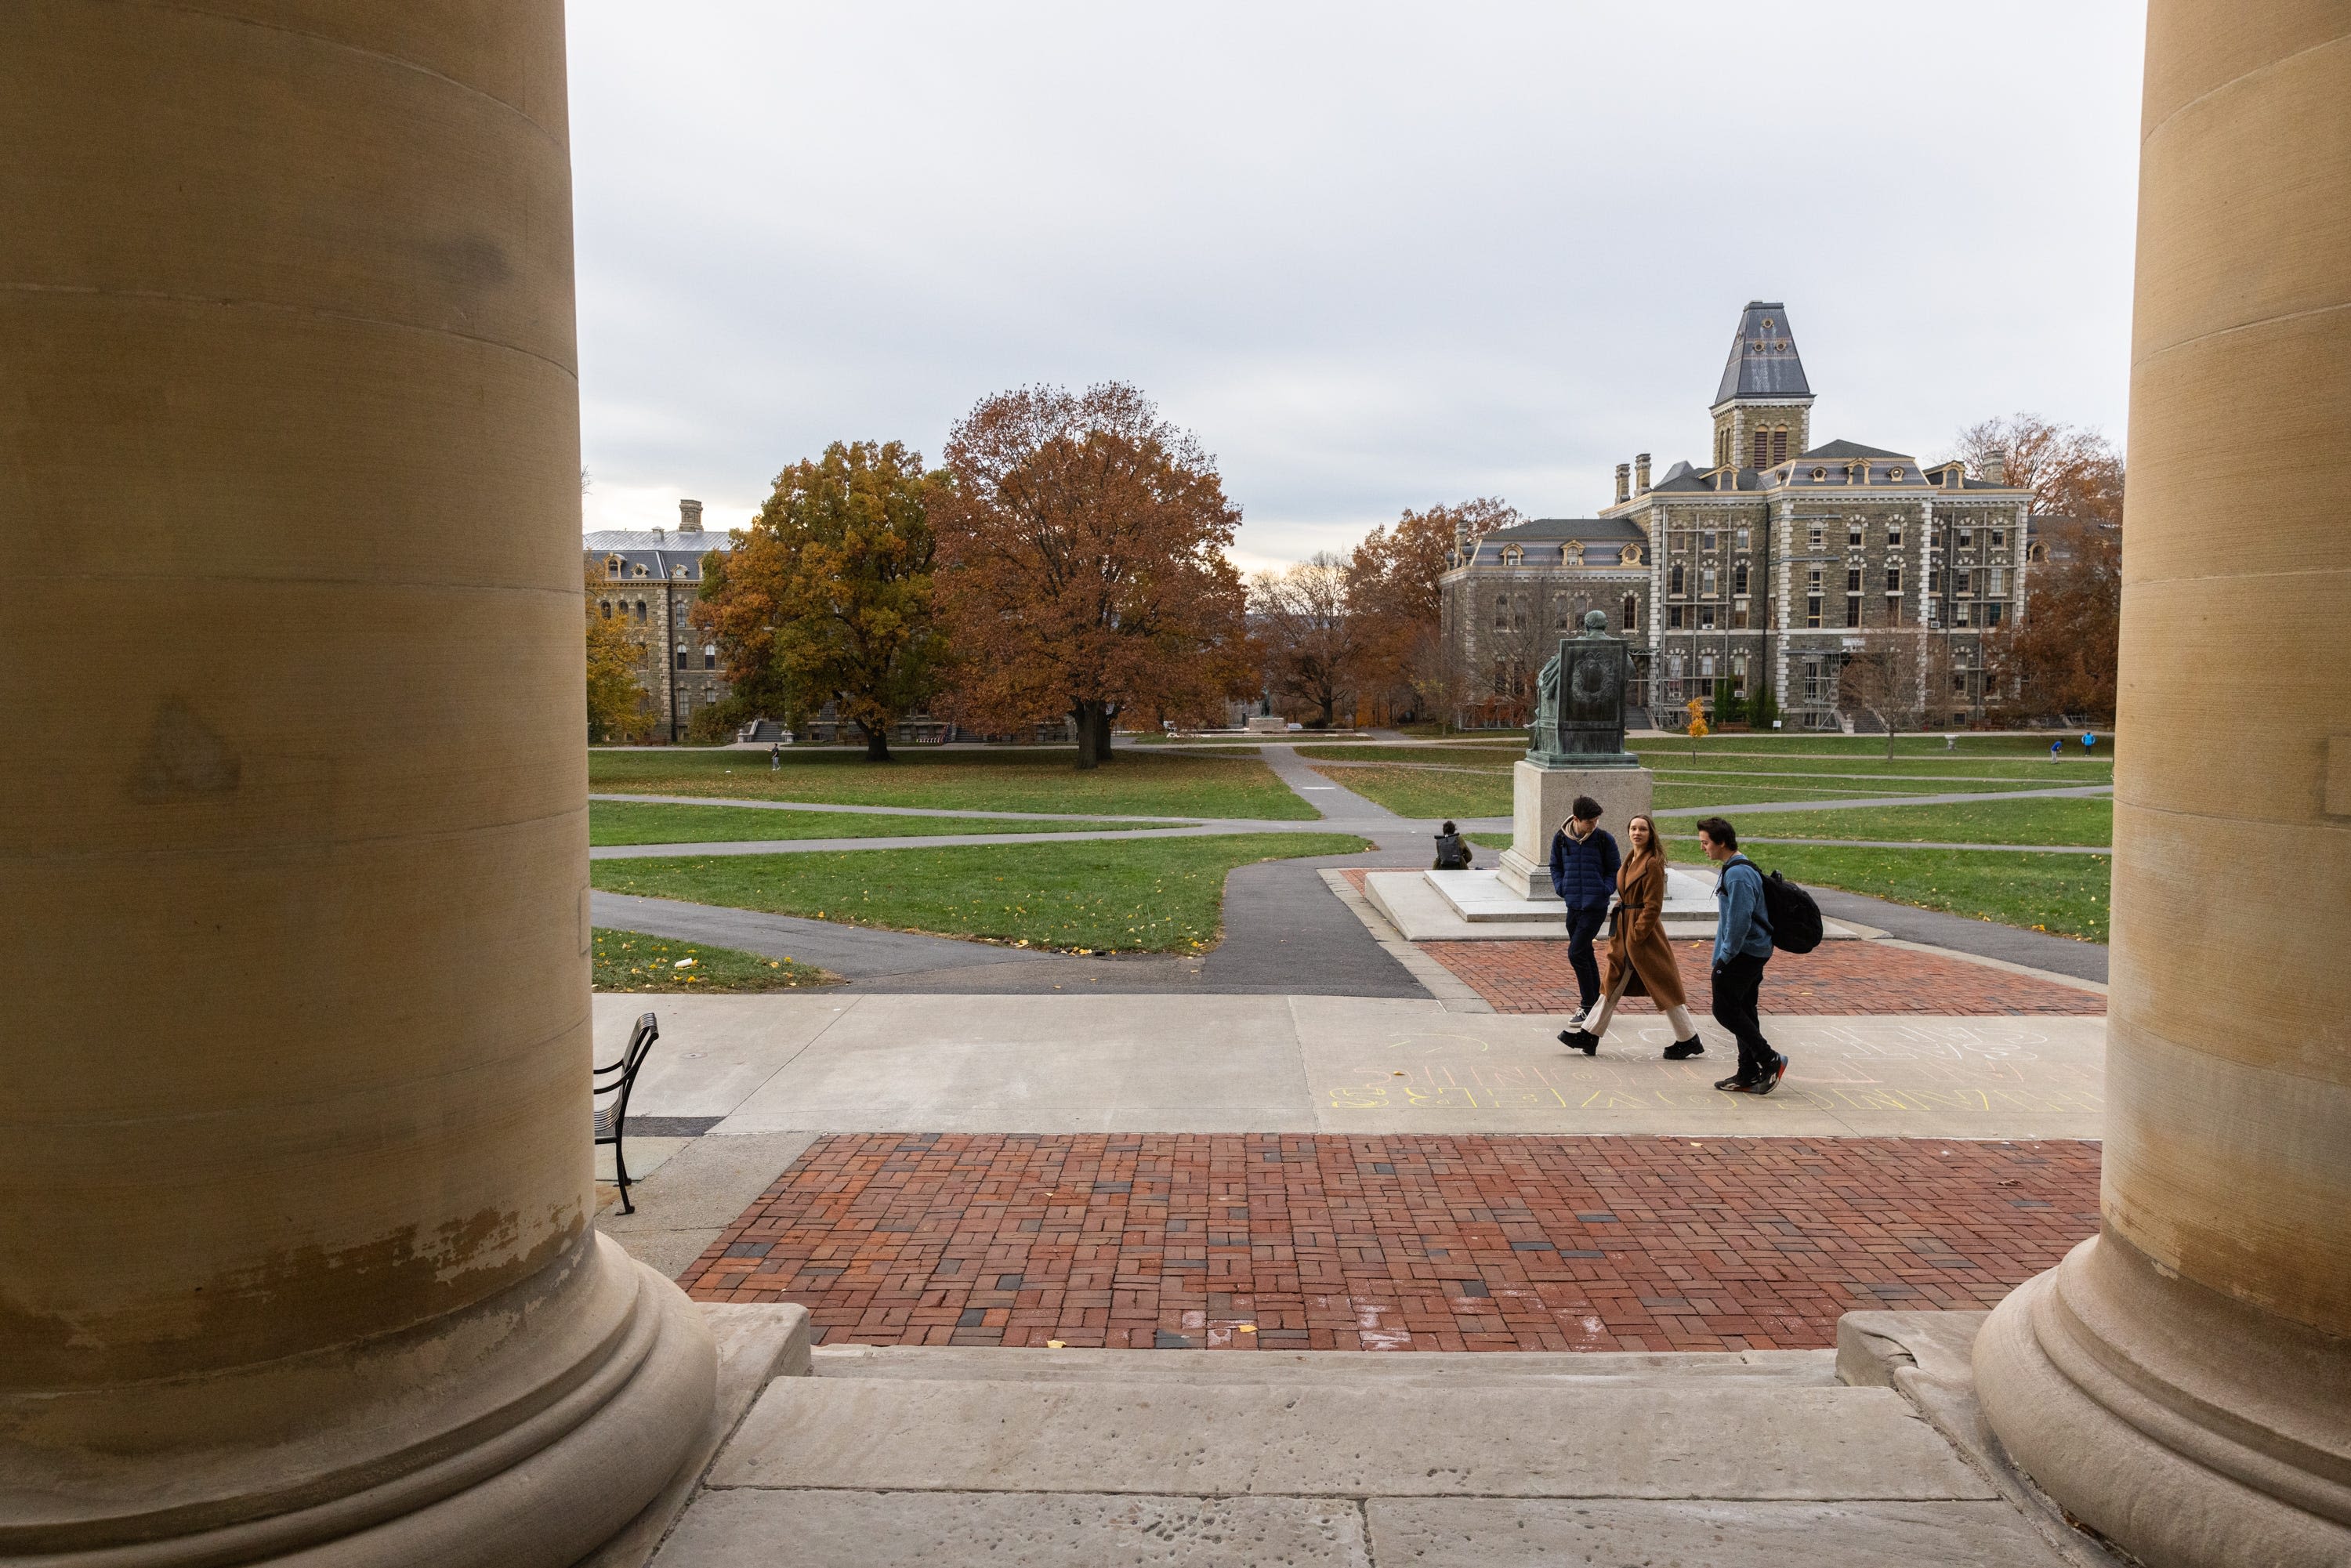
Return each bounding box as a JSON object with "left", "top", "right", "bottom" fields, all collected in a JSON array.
[{"left": 681, "top": 1132, "right": 2100, "bottom": 1353}]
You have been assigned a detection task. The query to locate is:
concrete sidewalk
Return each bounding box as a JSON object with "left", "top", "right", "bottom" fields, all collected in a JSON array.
[{"left": 597, "top": 991, "right": 2105, "bottom": 1142}]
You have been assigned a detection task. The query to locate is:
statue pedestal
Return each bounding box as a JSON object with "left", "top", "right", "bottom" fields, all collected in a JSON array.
[{"left": 1493, "top": 759, "right": 1655, "bottom": 900}]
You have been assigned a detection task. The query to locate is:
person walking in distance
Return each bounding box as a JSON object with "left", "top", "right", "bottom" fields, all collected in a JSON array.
[
  {"left": 1559, "top": 813, "right": 1704, "bottom": 1059},
  {"left": 1549, "top": 795, "right": 1619, "bottom": 1032},
  {"left": 1698, "top": 817, "right": 1787, "bottom": 1094}
]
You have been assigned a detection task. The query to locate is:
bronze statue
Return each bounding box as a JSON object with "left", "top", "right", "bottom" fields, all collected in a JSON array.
[{"left": 1527, "top": 610, "right": 1638, "bottom": 766}]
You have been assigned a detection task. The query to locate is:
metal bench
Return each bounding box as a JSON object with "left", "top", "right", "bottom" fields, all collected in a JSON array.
[{"left": 592, "top": 1012, "right": 659, "bottom": 1215}]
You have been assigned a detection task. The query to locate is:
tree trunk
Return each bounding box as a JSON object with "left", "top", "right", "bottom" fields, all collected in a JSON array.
[
  {"left": 860, "top": 719, "right": 893, "bottom": 762},
  {"left": 1092, "top": 703, "right": 1115, "bottom": 764},
  {"left": 1074, "top": 701, "right": 1101, "bottom": 770}
]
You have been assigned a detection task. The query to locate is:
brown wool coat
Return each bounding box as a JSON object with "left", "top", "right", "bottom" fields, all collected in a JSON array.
[{"left": 1603, "top": 849, "right": 1687, "bottom": 1009}]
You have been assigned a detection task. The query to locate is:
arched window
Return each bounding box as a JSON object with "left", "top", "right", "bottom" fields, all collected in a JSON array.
[
  {"left": 633, "top": 600, "right": 647, "bottom": 623},
  {"left": 605, "top": 555, "right": 623, "bottom": 578},
  {"left": 599, "top": 600, "right": 612, "bottom": 619},
  {"left": 1751, "top": 429, "right": 1769, "bottom": 468},
  {"left": 1622, "top": 594, "right": 1638, "bottom": 632},
  {"left": 1770, "top": 427, "right": 1789, "bottom": 465},
  {"left": 1492, "top": 596, "right": 1509, "bottom": 630},
  {"left": 1668, "top": 564, "right": 1684, "bottom": 596},
  {"left": 702, "top": 643, "right": 717, "bottom": 669},
  {"left": 1500, "top": 544, "right": 1523, "bottom": 566},
  {"left": 674, "top": 643, "right": 688, "bottom": 670}
]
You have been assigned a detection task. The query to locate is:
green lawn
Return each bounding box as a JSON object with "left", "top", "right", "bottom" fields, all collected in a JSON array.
[
  {"left": 588, "top": 833, "right": 1369, "bottom": 954},
  {"left": 589, "top": 801, "right": 1159, "bottom": 846},
  {"left": 588, "top": 748, "right": 1313, "bottom": 820},
  {"left": 1638, "top": 733, "right": 2114, "bottom": 759},
  {"left": 592, "top": 929, "right": 834, "bottom": 992},
  {"left": 1295, "top": 744, "right": 1524, "bottom": 766},
  {"left": 1654, "top": 841, "right": 2113, "bottom": 943},
  {"left": 1314, "top": 765, "right": 1514, "bottom": 818},
  {"left": 1675, "top": 795, "right": 2113, "bottom": 846}
]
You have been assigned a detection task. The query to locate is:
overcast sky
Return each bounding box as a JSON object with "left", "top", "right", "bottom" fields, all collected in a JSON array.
[{"left": 568, "top": 2, "right": 2146, "bottom": 572}]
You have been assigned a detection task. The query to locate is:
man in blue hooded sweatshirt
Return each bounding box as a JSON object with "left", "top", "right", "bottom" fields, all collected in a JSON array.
[
  {"left": 1697, "top": 816, "right": 1786, "bottom": 1094},
  {"left": 1549, "top": 795, "right": 1618, "bottom": 1034}
]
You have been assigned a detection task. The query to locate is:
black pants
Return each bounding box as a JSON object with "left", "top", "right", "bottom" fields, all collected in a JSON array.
[
  {"left": 1563, "top": 907, "right": 1608, "bottom": 1010},
  {"left": 1711, "top": 952, "right": 1774, "bottom": 1079}
]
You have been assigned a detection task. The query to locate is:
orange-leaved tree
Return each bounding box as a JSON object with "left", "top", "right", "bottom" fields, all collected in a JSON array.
[
  {"left": 1951, "top": 414, "right": 2125, "bottom": 525},
  {"left": 931, "top": 383, "right": 1250, "bottom": 769},
  {"left": 585, "top": 567, "right": 651, "bottom": 743},
  {"left": 695, "top": 440, "right": 947, "bottom": 762},
  {"left": 1348, "top": 498, "right": 1519, "bottom": 726}
]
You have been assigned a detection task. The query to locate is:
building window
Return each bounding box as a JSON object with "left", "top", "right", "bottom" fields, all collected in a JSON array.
[
  {"left": 1699, "top": 653, "right": 1716, "bottom": 679},
  {"left": 1732, "top": 602, "right": 1749, "bottom": 629},
  {"left": 606, "top": 556, "right": 623, "bottom": 578},
  {"left": 1958, "top": 527, "right": 1974, "bottom": 548},
  {"left": 1889, "top": 467, "right": 1904, "bottom": 481},
  {"left": 1989, "top": 567, "right": 2008, "bottom": 597},
  {"left": 1733, "top": 563, "right": 1749, "bottom": 595},
  {"left": 703, "top": 643, "right": 718, "bottom": 669},
  {"left": 633, "top": 600, "right": 647, "bottom": 622},
  {"left": 1698, "top": 606, "right": 1716, "bottom": 631},
  {"left": 1751, "top": 429, "right": 1770, "bottom": 467},
  {"left": 1622, "top": 594, "right": 1639, "bottom": 632},
  {"left": 1807, "top": 566, "right": 1824, "bottom": 593},
  {"left": 675, "top": 644, "right": 688, "bottom": 670},
  {"left": 1669, "top": 565, "right": 1684, "bottom": 596},
  {"left": 1958, "top": 569, "right": 1976, "bottom": 598},
  {"left": 1736, "top": 527, "right": 1751, "bottom": 549},
  {"left": 1806, "top": 597, "right": 1822, "bottom": 628},
  {"left": 1846, "top": 595, "right": 1863, "bottom": 628},
  {"left": 1886, "top": 565, "right": 1902, "bottom": 594},
  {"left": 1493, "top": 596, "right": 1509, "bottom": 630},
  {"left": 1668, "top": 605, "right": 1685, "bottom": 629},
  {"left": 1808, "top": 525, "right": 1824, "bottom": 549},
  {"left": 1802, "top": 657, "right": 1824, "bottom": 702},
  {"left": 1701, "top": 530, "right": 1717, "bottom": 551},
  {"left": 1501, "top": 544, "right": 1523, "bottom": 565},
  {"left": 1991, "top": 529, "right": 2006, "bottom": 547},
  {"left": 1846, "top": 567, "right": 1862, "bottom": 593},
  {"left": 1888, "top": 523, "right": 1902, "bottom": 546},
  {"left": 1701, "top": 567, "right": 1718, "bottom": 597},
  {"left": 1954, "top": 603, "right": 1972, "bottom": 628},
  {"left": 1810, "top": 467, "right": 1828, "bottom": 481},
  {"left": 1770, "top": 427, "right": 1789, "bottom": 465},
  {"left": 599, "top": 600, "right": 612, "bottom": 619},
  {"left": 1848, "top": 523, "right": 1864, "bottom": 546},
  {"left": 1554, "top": 597, "right": 1570, "bottom": 630},
  {"left": 1987, "top": 601, "right": 2006, "bottom": 627}
]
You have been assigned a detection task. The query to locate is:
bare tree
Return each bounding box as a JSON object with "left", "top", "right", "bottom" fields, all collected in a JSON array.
[
  {"left": 1950, "top": 415, "right": 2125, "bottom": 525},
  {"left": 1251, "top": 552, "right": 1361, "bottom": 726},
  {"left": 1838, "top": 634, "right": 1929, "bottom": 759}
]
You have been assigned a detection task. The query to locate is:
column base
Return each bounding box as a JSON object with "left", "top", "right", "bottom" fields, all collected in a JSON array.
[
  {"left": 1974, "top": 1233, "right": 2351, "bottom": 1568},
  {"left": 5, "top": 1234, "right": 716, "bottom": 1568}
]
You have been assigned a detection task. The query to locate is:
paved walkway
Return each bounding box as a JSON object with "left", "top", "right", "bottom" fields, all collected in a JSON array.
[{"left": 679, "top": 1132, "right": 2101, "bottom": 1352}]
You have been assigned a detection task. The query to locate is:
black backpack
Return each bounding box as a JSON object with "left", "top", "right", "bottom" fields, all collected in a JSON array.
[{"left": 1757, "top": 867, "right": 1824, "bottom": 954}]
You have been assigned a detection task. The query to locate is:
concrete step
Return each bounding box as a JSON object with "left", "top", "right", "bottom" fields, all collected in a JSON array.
[
  {"left": 812, "top": 1344, "right": 1837, "bottom": 1387},
  {"left": 710, "top": 1375, "right": 1994, "bottom": 1501}
]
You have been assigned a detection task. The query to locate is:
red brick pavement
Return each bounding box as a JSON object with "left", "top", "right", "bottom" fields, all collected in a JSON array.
[
  {"left": 679, "top": 1133, "right": 2100, "bottom": 1353},
  {"left": 1418, "top": 936, "right": 2104, "bottom": 1016}
]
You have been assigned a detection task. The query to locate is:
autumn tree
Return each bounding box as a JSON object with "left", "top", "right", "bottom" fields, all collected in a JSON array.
[
  {"left": 1837, "top": 633, "right": 1929, "bottom": 759},
  {"left": 585, "top": 570, "right": 650, "bottom": 743},
  {"left": 1987, "top": 524, "right": 2122, "bottom": 722},
  {"left": 695, "top": 440, "right": 947, "bottom": 762},
  {"left": 930, "top": 383, "right": 1250, "bottom": 769},
  {"left": 1951, "top": 414, "right": 2125, "bottom": 524},
  {"left": 1250, "top": 552, "right": 1363, "bottom": 726},
  {"left": 1348, "top": 498, "right": 1519, "bottom": 722}
]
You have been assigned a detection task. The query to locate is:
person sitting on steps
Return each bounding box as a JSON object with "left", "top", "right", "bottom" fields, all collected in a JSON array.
[
  {"left": 1432, "top": 820, "right": 1473, "bottom": 871},
  {"left": 1559, "top": 813, "right": 1704, "bottom": 1060},
  {"left": 1549, "top": 795, "right": 1619, "bottom": 1029}
]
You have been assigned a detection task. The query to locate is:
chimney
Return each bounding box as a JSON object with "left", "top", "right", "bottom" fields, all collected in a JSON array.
[
  {"left": 1614, "top": 463, "right": 1631, "bottom": 505},
  {"left": 678, "top": 498, "right": 705, "bottom": 533},
  {"left": 1983, "top": 451, "right": 2007, "bottom": 487},
  {"left": 1634, "top": 453, "right": 1651, "bottom": 493}
]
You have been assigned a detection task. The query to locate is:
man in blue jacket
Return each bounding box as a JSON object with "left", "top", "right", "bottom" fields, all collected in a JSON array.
[
  {"left": 1549, "top": 795, "right": 1619, "bottom": 1036},
  {"left": 1697, "top": 816, "right": 1787, "bottom": 1094}
]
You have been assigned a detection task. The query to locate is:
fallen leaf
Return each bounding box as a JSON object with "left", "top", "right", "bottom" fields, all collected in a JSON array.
[{"left": 1045, "top": 1339, "right": 1066, "bottom": 1349}]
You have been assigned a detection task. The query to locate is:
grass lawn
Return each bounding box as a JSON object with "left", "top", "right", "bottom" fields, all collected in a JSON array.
[
  {"left": 1649, "top": 839, "right": 2112, "bottom": 941},
  {"left": 589, "top": 801, "right": 1160, "bottom": 846},
  {"left": 1295, "top": 744, "right": 1525, "bottom": 766},
  {"left": 588, "top": 832, "right": 1369, "bottom": 954},
  {"left": 1676, "top": 795, "right": 2113, "bottom": 846},
  {"left": 588, "top": 748, "right": 1313, "bottom": 820},
  {"left": 592, "top": 929, "right": 835, "bottom": 992},
  {"left": 1314, "top": 765, "right": 1514, "bottom": 818},
  {"left": 1637, "top": 733, "right": 2114, "bottom": 759}
]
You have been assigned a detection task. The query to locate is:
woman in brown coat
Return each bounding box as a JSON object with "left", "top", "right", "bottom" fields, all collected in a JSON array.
[{"left": 1559, "top": 813, "right": 1706, "bottom": 1060}]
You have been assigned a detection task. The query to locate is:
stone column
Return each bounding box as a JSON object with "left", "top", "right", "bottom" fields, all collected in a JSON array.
[
  {"left": 1972, "top": 4, "right": 2351, "bottom": 1565},
  {"left": 0, "top": 5, "right": 714, "bottom": 1565}
]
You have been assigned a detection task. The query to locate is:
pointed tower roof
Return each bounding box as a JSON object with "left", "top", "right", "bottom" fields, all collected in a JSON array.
[{"left": 1712, "top": 301, "right": 1812, "bottom": 407}]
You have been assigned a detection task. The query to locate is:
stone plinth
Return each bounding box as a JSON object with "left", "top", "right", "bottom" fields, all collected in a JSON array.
[{"left": 1493, "top": 760, "right": 1654, "bottom": 900}]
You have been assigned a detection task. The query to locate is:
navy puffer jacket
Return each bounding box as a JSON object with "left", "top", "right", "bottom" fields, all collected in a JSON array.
[{"left": 1549, "top": 826, "right": 1620, "bottom": 911}]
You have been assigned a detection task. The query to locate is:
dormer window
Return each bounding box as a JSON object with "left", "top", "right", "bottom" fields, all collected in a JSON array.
[
  {"left": 1889, "top": 467, "right": 1904, "bottom": 481},
  {"left": 1500, "top": 544, "right": 1523, "bottom": 566},
  {"left": 606, "top": 556, "right": 623, "bottom": 578},
  {"left": 632, "top": 563, "right": 649, "bottom": 578},
  {"left": 672, "top": 565, "right": 690, "bottom": 579},
  {"left": 1810, "top": 467, "right": 1828, "bottom": 481}
]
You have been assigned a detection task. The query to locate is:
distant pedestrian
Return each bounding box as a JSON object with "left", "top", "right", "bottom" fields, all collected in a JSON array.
[
  {"left": 2050, "top": 739, "right": 2063, "bottom": 762},
  {"left": 1432, "top": 820, "right": 1473, "bottom": 871},
  {"left": 1559, "top": 813, "right": 1703, "bottom": 1059},
  {"left": 769, "top": 741, "right": 782, "bottom": 771},
  {"left": 1698, "top": 817, "right": 1785, "bottom": 1095},
  {"left": 1944, "top": 733, "right": 1956, "bottom": 751},
  {"left": 2081, "top": 731, "right": 2097, "bottom": 751},
  {"left": 1549, "top": 795, "right": 1620, "bottom": 1027}
]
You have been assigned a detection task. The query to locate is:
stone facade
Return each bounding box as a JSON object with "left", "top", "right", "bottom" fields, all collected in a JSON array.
[
  {"left": 585, "top": 498, "right": 733, "bottom": 741},
  {"left": 1440, "top": 302, "right": 2036, "bottom": 730}
]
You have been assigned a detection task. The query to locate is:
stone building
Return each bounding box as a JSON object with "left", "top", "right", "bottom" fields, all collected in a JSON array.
[
  {"left": 1436, "top": 516, "right": 1653, "bottom": 722},
  {"left": 1440, "top": 302, "right": 2036, "bottom": 730},
  {"left": 585, "top": 498, "right": 733, "bottom": 741}
]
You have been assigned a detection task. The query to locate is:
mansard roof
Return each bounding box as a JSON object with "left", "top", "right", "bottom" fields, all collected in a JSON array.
[
  {"left": 1712, "top": 301, "right": 1812, "bottom": 407},
  {"left": 1799, "top": 438, "right": 1911, "bottom": 462},
  {"left": 1483, "top": 516, "right": 1644, "bottom": 541},
  {"left": 585, "top": 528, "right": 731, "bottom": 583}
]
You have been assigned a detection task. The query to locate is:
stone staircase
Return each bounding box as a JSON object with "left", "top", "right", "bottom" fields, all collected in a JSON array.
[{"left": 636, "top": 1322, "right": 2097, "bottom": 1566}]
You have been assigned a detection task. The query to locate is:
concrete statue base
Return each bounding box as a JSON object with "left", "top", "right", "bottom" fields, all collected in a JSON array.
[{"left": 1492, "top": 760, "right": 1654, "bottom": 900}]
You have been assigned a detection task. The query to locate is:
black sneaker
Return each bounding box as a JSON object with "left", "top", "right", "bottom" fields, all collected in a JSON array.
[
  {"left": 1557, "top": 1028, "right": 1599, "bottom": 1056},
  {"left": 1752, "top": 1052, "right": 1790, "bottom": 1095},
  {"left": 1714, "top": 1073, "right": 1756, "bottom": 1092},
  {"left": 1661, "top": 1037, "right": 1704, "bottom": 1060}
]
